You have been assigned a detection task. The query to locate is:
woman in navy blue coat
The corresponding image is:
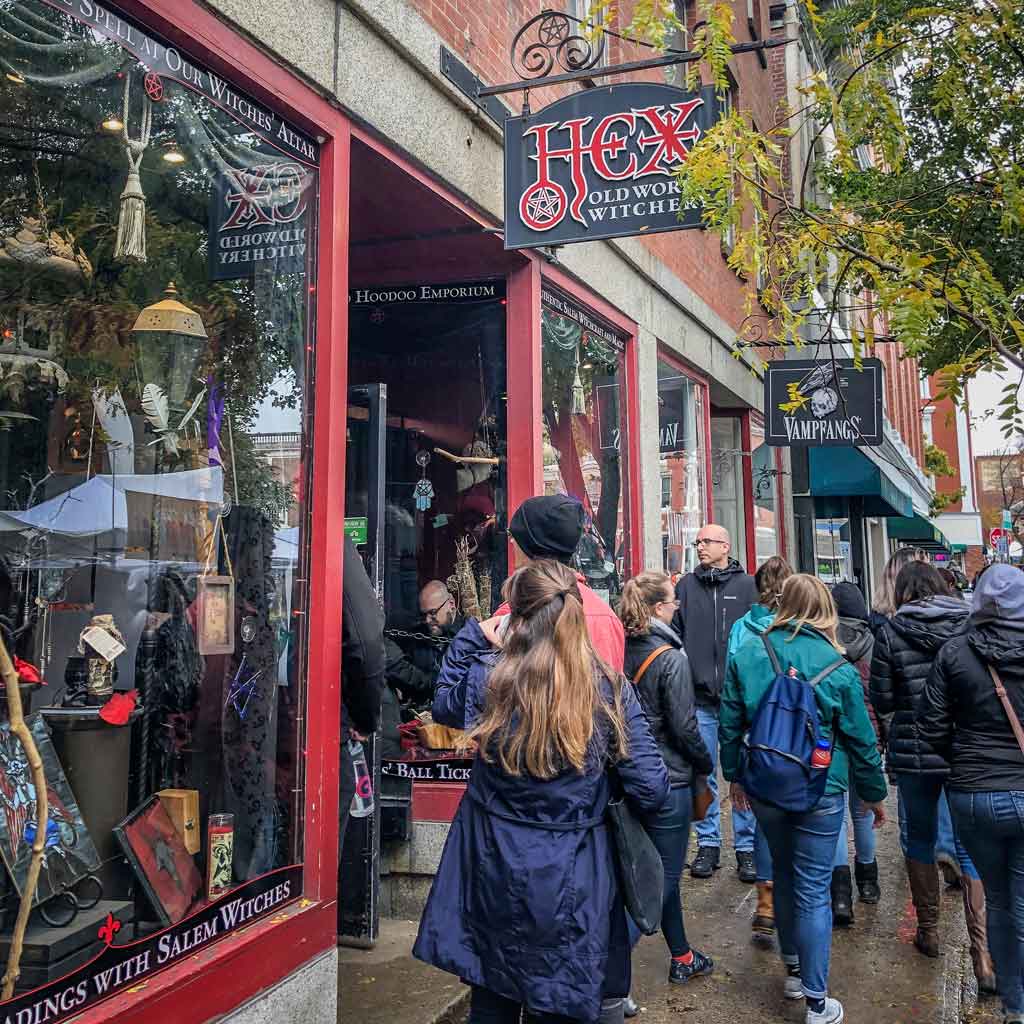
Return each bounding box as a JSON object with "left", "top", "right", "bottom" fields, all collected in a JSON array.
[{"left": 413, "top": 560, "right": 670, "bottom": 1024}]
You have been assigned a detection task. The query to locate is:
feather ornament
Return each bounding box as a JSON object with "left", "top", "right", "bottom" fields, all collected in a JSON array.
[{"left": 141, "top": 383, "right": 178, "bottom": 455}]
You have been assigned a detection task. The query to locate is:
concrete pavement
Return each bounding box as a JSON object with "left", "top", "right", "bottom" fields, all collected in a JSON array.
[
  {"left": 338, "top": 792, "right": 1003, "bottom": 1024},
  {"left": 629, "top": 794, "right": 1000, "bottom": 1024}
]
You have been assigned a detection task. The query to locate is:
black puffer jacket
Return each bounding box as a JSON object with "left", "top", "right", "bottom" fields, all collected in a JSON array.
[
  {"left": 918, "top": 619, "right": 1024, "bottom": 792},
  {"left": 870, "top": 596, "right": 970, "bottom": 775},
  {"left": 624, "top": 619, "right": 712, "bottom": 787}
]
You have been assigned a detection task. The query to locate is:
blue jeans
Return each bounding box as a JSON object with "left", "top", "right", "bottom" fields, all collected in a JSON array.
[
  {"left": 896, "top": 774, "right": 980, "bottom": 878},
  {"left": 948, "top": 791, "right": 1024, "bottom": 1014},
  {"left": 751, "top": 792, "right": 846, "bottom": 1001},
  {"left": 697, "top": 707, "right": 755, "bottom": 852},
  {"left": 833, "top": 789, "right": 877, "bottom": 868},
  {"left": 638, "top": 785, "right": 693, "bottom": 957},
  {"left": 754, "top": 824, "right": 772, "bottom": 881}
]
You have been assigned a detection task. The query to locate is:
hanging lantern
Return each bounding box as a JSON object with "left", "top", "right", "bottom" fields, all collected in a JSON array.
[{"left": 131, "top": 282, "right": 207, "bottom": 409}]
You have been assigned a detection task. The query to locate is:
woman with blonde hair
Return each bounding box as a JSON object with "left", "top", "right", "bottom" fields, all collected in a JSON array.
[
  {"left": 870, "top": 546, "right": 926, "bottom": 629},
  {"left": 415, "top": 559, "right": 670, "bottom": 1024},
  {"left": 619, "top": 571, "right": 713, "bottom": 985},
  {"left": 719, "top": 574, "right": 887, "bottom": 1024}
]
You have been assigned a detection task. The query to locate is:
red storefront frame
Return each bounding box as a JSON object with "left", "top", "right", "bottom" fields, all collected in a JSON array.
[
  {"left": 64, "top": 1, "right": 350, "bottom": 1020},
  {"left": 47, "top": 6, "right": 647, "bottom": 1020}
]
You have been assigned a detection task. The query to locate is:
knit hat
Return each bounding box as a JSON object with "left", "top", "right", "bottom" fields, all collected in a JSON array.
[
  {"left": 509, "top": 495, "right": 585, "bottom": 562},
  {"left": 972, "top": 563, "right": 1024, "bottom": 621},
  {"left": 832, "top": 581, "right": 869, "bottom": 622}
]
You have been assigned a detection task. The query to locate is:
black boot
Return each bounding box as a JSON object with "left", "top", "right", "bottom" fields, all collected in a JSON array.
[
  {"left": 831, "top": 866, "right": 854, "bottom": 927},
  {"left": 855, "top": 860, "right": 880, "bottom": 904}
]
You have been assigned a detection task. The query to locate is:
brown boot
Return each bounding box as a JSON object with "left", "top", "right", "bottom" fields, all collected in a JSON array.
[
  {"left": 752, "top": 881, "right": 775, "bottom": 946},
  {"left": 962, "top": 877, "right": 998, "bottom": 997},
  {"left": 905, "top": 858, "right": 941, "bottom": 957}
]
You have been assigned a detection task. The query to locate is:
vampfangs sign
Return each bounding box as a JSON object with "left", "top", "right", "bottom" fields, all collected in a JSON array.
[
  {"left": 504, "top": 83, "right": 723, "bottom": 249},
  {"left": 209, "top": 161, "right": 313, "bottom": 281},
  {"left": 764, "top": 358, "right": 885, "bottom": 447},
  {"left": 0, "top": 865, "right": 301, "bottom": 1024}
]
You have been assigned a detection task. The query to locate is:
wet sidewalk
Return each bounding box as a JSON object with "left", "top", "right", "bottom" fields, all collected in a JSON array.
[{"left": 338, "top": 792, "right": 1002, "bottom": 1024}]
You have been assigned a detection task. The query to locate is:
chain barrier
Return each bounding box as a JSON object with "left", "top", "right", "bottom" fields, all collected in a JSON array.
[{"left": 384, "top": 628, "right": 452, "bottom": 649}]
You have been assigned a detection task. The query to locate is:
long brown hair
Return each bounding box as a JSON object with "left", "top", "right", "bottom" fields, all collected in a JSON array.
[
  {"left": 755, "top": 555, "right": 793, "bottom": 611},
  {"left": 618, "top": 571, "right": 672, "bottom": 638},
  {"left": 468, "top": 560, "right": 629, "bottom": 778},
  {"left": 872, "top": 546, "right": 926, "bottom": 616},
  {"left": 766, "top": 573, "right": 844, "bottom": 654}
]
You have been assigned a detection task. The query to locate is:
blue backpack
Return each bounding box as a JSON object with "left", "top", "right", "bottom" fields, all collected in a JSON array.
[{"left": 739, "top": 633, "right": 847, "bottom": 813}]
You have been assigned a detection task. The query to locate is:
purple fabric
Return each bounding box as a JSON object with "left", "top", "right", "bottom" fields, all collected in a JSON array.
[{"left": 207, "top": 379, "right": 225, "bottom": 467}]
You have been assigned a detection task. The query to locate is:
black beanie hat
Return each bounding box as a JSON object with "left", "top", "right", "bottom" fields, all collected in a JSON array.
[
  {"left": 509, "top": 495, "right": 585, "bottom": 562},
  {"left": 832, "top": 581, "right": 869, "bottom": 622}
]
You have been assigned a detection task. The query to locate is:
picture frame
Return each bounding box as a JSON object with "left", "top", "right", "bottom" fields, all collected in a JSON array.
[
  {"left": 114, "top": 795, "right": 202, "bottom": 926},
  {"left": 0, "top": 713, "right": 101, "bottom": 905},
  {"left": 196, "top": 574, "right": 235, "bottom": 656}
]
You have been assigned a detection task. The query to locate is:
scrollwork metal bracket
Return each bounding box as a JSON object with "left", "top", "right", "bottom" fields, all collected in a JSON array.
[{"left": 510, "top": 10, "right": 606, "bottom": 82}]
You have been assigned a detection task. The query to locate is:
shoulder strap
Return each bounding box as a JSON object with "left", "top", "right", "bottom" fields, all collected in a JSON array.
[
  {"left": 989, "top": 664, "right": 1024, "bottom": 758},
  {"left": 633, "top": 645, "right": 672, "bottom": 685},
  {"left": 760, "top": 632, "right": 782, "bottom": 675},
  {"left": 809, "top": 658, "right": 849, "bottom": 688}
]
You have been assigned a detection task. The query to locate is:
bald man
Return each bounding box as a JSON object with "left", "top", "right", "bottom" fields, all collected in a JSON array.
[
  {"left": 420, "top": 580, "right": 459, "bottom": 637},
  {"left": 672, "top": 524, "right": 759, "bottom": 882}
]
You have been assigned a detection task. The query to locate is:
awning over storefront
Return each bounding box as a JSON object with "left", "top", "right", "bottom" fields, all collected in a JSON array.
[
  {"left": 887, "top": 513, "right": 951, "bottom": 548},
  {"left": 808, "top": 447, "right": 913, "bottom": 518}
]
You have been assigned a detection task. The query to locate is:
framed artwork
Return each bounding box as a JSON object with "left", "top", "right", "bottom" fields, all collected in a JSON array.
[
  {"left": 114, "top": 796, "right": 202, "bottom": 926},
  {"left": 0, "top": 713, "right": 101, "bottom": 904},
  {"left": 196, "top": 574, "right": 235, "bottom": 655}
]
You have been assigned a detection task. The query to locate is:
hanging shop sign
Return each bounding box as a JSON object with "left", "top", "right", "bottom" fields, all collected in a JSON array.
[
  {"left": 208, "top": 162, "right": 313, "bottom": 281},
  {"left": 36, "top": 0, "right": 318, "bottom": 165},
  {"left": 505, "top": 83, "right": 723, "bottom": 250},
  {"left": 0, "top": 864, "right": 301, "bottom": 1024},
  {"left": 764, "top": 358, "right": 884, "bottom": 447},
  {"left": 349, "top": 281, "right": 506, "bottom": 306}
]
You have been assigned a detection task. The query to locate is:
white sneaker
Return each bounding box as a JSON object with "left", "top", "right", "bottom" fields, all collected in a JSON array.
[
  {"left": 783, "top": 976, "right": 803, "bottom": 1000},
  {"left": 806, "top": 998, "right": 844, "bottom": 1024}
]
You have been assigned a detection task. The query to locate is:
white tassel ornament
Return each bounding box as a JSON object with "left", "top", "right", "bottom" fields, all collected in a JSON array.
[{"left": 114, "top": 75, "right": 153, "bottom": 263}]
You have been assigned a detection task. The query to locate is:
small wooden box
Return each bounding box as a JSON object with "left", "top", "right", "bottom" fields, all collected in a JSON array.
[{"left": 157, "top": 788, "right": 200, "bottom": 855}]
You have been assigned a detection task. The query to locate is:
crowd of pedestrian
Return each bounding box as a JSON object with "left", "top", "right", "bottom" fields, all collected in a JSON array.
[{"left": 337, "top": 494, "right": 1024, "bottom": 1024}]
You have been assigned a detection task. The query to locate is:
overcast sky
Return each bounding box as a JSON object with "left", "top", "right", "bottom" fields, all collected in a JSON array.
[{"left": 968, "top": 368, "right": 1024, "bottom": 457}]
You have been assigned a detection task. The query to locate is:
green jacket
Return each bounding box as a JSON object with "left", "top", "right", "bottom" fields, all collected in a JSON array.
[{"left": 719, "top": 623, "right": 887, "bottom": 803}]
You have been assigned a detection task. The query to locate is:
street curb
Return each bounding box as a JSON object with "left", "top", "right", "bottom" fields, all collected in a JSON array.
[{"left": 430, "top": 987, "right": 470, "bottom": 1024}]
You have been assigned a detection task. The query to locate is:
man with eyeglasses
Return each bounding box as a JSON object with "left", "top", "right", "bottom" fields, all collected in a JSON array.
[
  {"left": 673, "top": 525, "right": 759, "bottom": 883},
  {"left": 420, "top": 581, "right": 460, "bottom": 637}
]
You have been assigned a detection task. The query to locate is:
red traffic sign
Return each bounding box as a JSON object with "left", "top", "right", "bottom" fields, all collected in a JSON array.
[{"left": 991, "top": 528, "right": 1009, "bottom": 545}]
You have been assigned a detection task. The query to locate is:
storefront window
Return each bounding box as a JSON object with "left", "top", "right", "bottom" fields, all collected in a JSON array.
[
  {"left": 816, "top": 518, "right": 853, "bottom": 583},
  {"left": 710, "top": 416, "right": 747, "bottom": 567},
  {"left": 751, "top": 416, "right": 781, "bottom": 566},
  {"left": 541, "top": 284, "right": 629, "bottom": 603},
  {"left": 0, "top": 0, "right": 315, "bottom": 1002},
  {"left": 657, "top": 359, "right": 706, "bottom": 575}
]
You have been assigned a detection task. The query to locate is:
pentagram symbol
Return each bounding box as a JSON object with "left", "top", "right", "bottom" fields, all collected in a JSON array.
[
  {"left": 538, "top": 15, "right": 569, "bottom": 46},
  {"left": 144, "top": 72, "right": 164, "bottom": 102},
  {"left": 520, "top": 181, "right": 567, "bottom": 231}
]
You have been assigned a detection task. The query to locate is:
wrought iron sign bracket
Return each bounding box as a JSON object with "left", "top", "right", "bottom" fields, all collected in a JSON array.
[
  {"left": 440, "top": 46, "right": 511, "bottom": 127},
  {"left": 477, "top": 9, "right": 792, "bottom": 99}
]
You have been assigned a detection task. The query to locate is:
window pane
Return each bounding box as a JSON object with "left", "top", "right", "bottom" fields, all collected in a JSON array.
[
  {"left": 541, "top": 287, "right": 628, "bottom": 604},
  {"left": 750, "top": 417, "right": 780, "bottom": 566},
  {"left": 710, "top": 417, "right": 746, "bottom": 566},
  {"left": 657, "top": 361, "right": 705, "bottom": 575},
  {"left": 0, "top": 0, "right": 316, "bottom": 927}
]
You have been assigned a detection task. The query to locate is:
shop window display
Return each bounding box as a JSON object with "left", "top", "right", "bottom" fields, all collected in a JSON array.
[
  {"left": 0, "top": 0, "right": 315, "bottom": 1004},
  {"left": 541, "top": 285, "right": 629, "bottom": 604},
  {"left": 656, "top": 360, "right": 706, "bottom": 576}
]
